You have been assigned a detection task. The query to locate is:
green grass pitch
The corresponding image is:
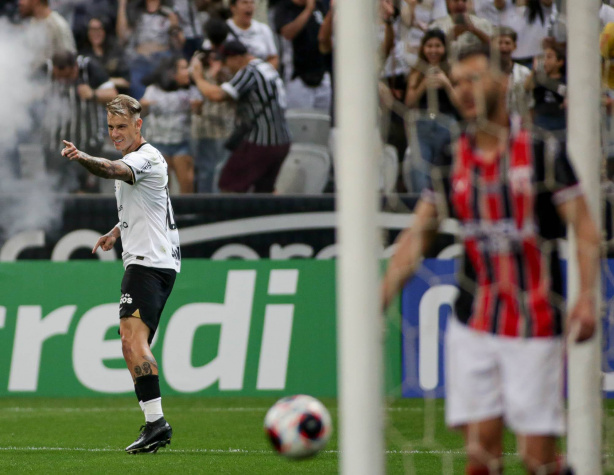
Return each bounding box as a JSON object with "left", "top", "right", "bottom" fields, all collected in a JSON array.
[{"left": 0, "top": 397, "right": 612, "bottom": 474}]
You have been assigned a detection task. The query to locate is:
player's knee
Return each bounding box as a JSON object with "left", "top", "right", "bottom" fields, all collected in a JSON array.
[
  {"left": 119, "top": 322, "right": 141, "bottom": 358},
  {"left": 521, "top": 457, "right": 564, "bottom": 475},
  {"left": 120, "top": 331, "right": 135, "bottom": 359},
  {"left": 466, "top": 440, "right": 502, "bottom": 462}
]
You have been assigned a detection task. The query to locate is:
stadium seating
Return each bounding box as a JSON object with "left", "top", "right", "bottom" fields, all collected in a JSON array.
[
  {"left": 285, "top": 109, "right": 331, "bottom": 147},
  {"left": 275, "top": 143, "right": 331, "bottom": 194}
]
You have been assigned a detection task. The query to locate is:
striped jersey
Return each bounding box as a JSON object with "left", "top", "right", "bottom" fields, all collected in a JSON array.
[
  {"left": 221, "top": 58, "right": 291, "bottom": 146},
  {"left": 423, "top": 127, "right": 581, "bottom": 337},
  {"left": 44, "top": 55, "right": 111, "bottom": 156}
]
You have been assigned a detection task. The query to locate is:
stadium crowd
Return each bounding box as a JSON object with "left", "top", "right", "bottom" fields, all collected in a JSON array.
[{"left": 2, "top": 0, "right": 613, "bottom": 193}]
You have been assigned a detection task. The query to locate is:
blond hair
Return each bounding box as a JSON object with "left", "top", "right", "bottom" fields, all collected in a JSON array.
[{"left": 106, "top": 94, "right": 142, "bottom": 120}]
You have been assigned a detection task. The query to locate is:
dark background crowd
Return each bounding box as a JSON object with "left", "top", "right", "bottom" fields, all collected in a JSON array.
[{"left": 1, "top": 0, "right": 612, "bottom": 195}]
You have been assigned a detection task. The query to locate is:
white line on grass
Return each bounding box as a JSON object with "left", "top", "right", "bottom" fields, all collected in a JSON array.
[
  {"left": 1, "top": 446, "right": 612, "bottom": 458},
  {"left": 0, "top": 446, "right": 466, "bottom": 455},
  {"left": 0, "top": 406, "right": 432, "bottom": 414}
]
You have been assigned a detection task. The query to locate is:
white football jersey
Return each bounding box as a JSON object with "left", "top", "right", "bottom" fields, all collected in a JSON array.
[{"left": 115, "top": 143, "right": 181, "bottom": 272}]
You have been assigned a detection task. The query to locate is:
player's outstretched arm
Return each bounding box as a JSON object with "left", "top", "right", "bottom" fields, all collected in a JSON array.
[
  {"left": 61, "top": 140, "right": 133, "bottom": 182},
  {"left": 381, "top": 199, "right": 439, "bottom": 311},
  {"left": 557, "top": 194, "right": 600, "bottom": 342},
  {"left": 92, "top": 225, "right": 121, "bottom": 253}
]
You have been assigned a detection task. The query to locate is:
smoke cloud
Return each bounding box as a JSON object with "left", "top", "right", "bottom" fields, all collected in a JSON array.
[{"left": 0, "top": 17, "right": 63, "bottom": 243}]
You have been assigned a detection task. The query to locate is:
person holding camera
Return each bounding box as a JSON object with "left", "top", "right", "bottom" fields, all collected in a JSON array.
[
  {"left": 190, "top": 40, "right": 291, "bottom": 193},
  {"left": 428, "top": 0, "right": 492, "bottom": 58},
  {"left": 191, "top": 18, "right": 236, "bottom": 193}
]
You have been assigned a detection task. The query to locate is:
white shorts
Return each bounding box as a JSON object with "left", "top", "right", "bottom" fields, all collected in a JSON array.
[{"left": 445, "top": 317, "right": 565, "bottom": 436}]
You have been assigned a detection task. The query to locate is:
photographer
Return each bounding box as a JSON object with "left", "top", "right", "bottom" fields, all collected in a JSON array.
[
  {"left": 190, "top": 40, "right": 291, "bottom": 193},
  {"left": 191, "top": 18, "right": 236, "bottom": 193}
]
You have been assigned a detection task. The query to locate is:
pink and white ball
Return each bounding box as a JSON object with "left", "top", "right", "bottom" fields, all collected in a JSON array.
[{"left": 264, "top": 395, "right": 332, "bottom": 459}]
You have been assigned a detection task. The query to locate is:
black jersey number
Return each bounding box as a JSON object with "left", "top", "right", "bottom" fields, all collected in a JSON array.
[{"left": 166, "top": 187, "right": 177, "bottom": 230}]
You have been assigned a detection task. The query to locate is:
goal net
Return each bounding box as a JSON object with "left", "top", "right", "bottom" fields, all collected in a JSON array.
[{"left": 370, "top": 1, "right": 609, "bottom": 474}]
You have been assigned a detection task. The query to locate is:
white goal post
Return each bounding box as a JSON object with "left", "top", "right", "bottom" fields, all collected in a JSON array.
[
  {"left": 335, "top": 0, "right": 384, "bottom": 475},
  {"left": 566, "top": 0, "right": 603, "bottom": 474}
]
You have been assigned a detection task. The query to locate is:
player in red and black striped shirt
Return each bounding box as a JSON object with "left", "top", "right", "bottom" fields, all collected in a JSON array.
[{"left": 382, "top": 46, "right": 599, "bottom": 474}]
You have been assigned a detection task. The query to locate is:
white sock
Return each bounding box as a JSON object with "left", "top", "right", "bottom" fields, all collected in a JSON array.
[
  {"left": 143, "top": 397, "right": 164, "bottom": 423},
  {"left": 139, "top": 400, "right": 145, "bottom": 412}
]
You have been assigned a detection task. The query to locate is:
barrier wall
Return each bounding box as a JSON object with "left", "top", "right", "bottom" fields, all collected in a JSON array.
[
  {"left": 401, "top": 259, "right": 614, "bottom": 398},
  {"left": 0, "top": 260, "right": 401, "bottom": 397}
]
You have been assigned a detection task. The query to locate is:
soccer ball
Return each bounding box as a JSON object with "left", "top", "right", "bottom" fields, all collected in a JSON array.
[{"left": 264, "top": 394, "right": 332, "bottom": 459}]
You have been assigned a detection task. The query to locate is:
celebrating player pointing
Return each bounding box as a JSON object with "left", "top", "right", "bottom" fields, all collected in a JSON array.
[
  {"left": 381, "top": 47, "right": 599, "bottom": 474},
  {"left": 61, "top": 94, "right": 181, "bottom": 454}
]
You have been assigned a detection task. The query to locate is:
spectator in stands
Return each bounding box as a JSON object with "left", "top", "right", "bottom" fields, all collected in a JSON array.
[
  {"left": 503, "top": 0, "right": 564, "bottom": 68},
  {"left": 173, "top": 0, "right": 205, "bottom": 58},
  {"left": 399, "top": 0, "right": 448, "bottom": 69},
  {"left": 275, "top": 0, "right": 331, "bottom": 111},
  {"left": 472, "top": 0, "right": 512, "bottom": 27},
  {"left": 79, "top": 16, "right": 131, "bottom": 95},
  {"left": 524, "top": 40, "right": 567, "bottom": 134},
  {"left": 404, "top": 28, "right": 457, "bottom": 192},
  {"left": 71, "top": 2, "right": 119, "bottom": 50},
  {"left": 18, "top": 0, "right": 77, "bottom": 70},
  {"left": 226, "top": 0, "right": 278, "bottom": 70},
  {"left": 116, "top": 0, "right": 180, "bottom": 99},
  {"left": 44, "top": 50, "right": 118, "bottom": 192},
  {"left": 191, "top": 17, "right": 235, "bottom": 193},
  {"left": 191, "top": 40, "right": 291, "bottom": 193},
  {"left": 140, "top": 54, "right": 201, "bottom": 194},
  {"left": 493, "top": 26, "right": 533, "bottom": 121},
  {"left": 378, "top": 0, "right": 409, "bottom": 169},
  {"left": 428, "top": 0, "right": 492, "bottom": 57}
]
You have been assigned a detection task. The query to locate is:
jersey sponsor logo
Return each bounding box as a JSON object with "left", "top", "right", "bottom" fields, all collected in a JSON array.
[
  {"left": 136, "top": 162, "right": 152, "bottom": 175},
  {"left": 119, "top": 293, "right": 133, "bottom": 305},
  {"left": 122, "top": 222, "right": 128, "bottom": 228},
  {"left": 118, "top": 205, "right": 123, "bottom": 212}
]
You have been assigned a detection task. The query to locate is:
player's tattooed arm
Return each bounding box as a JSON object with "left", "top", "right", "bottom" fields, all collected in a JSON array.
[{"left": 61, "top": 140, "right": 133, "bottom": 182}]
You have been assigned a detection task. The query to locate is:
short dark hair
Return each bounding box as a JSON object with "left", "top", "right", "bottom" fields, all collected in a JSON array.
[
  {"left": 219, "top": 40, "right": 248, "bottom": 59},
  {"left": 204, "top": 17, "right": 230, "bottom": 47},
  {"left": 51, "top": 50, "right": 77, "bottom": 69},
  {"left": 494, "top": 26, "right": 518, "bottom": 43}
]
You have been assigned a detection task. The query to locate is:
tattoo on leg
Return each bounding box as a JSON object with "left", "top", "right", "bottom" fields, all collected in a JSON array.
[
  {"left": 142, "top": 362, "right": 152, "bottom": 375},
  {"left": 134, "top": 366, "right": 142, "bottom": 377},
  {"left": 143, "top": 355, "right": 159, "bottom": 370}
]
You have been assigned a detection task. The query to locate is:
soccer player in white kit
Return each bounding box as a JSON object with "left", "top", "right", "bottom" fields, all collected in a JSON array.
[{"left": 61, "top": 94, "right": 181, "bottom": 454}]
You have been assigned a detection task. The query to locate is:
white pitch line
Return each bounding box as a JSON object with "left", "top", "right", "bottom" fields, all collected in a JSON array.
[
  {"left": 0, "top": 446, "right": 463, "bottom": 456},
  {"left": 0, "top": 446, "right": 612, "bottom": 458},
  {"left": 0, "top": 406, "right": 432, "bottom": 414}
]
